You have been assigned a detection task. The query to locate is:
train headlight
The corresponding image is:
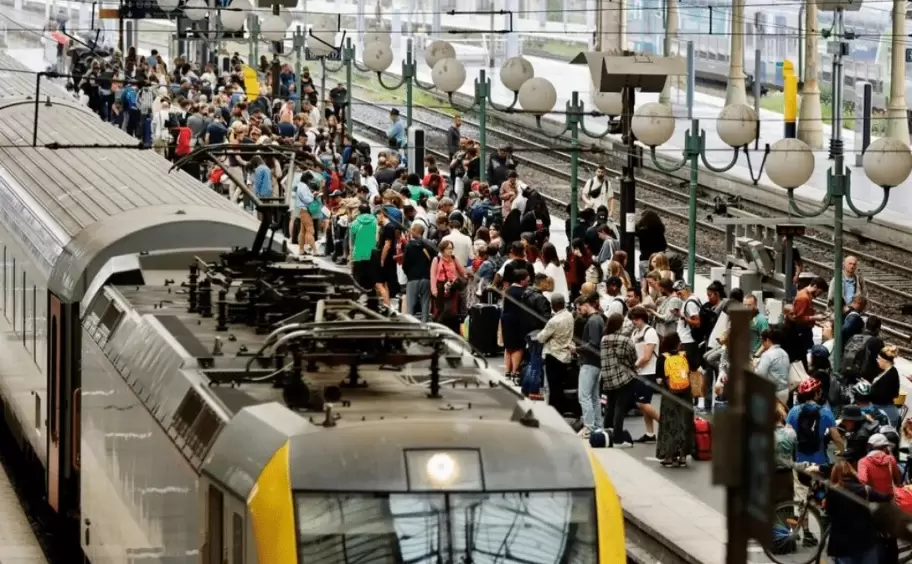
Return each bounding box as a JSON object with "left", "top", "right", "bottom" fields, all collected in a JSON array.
[
  {"left": 425, "top": 453, "right": 458, "bottom": 485},
  {"left": 405, "top": 450, "right": 482, "bottom": 491}
]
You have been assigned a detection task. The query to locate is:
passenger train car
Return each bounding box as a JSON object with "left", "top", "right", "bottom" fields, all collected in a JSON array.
[{"left": 0, "top": 52, "right": 627, "bottom": 563}]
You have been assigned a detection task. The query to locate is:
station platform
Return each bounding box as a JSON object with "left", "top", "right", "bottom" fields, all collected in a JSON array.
[
  {"left": 367, "top": 44, "right": 912, "bottom": 230},
  {"left": 0, "top": 457, "right": 48, "bottom": 564}
]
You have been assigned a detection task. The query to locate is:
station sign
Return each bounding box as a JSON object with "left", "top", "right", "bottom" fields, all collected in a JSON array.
[{"left": 304, "top": 47, "right": 341, "bottom": 61}]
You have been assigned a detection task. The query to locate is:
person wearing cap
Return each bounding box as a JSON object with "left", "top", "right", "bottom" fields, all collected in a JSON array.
[
  {"left": 857, "top": 432, "right": 901, "bottom": 495},
  {"left": 872, "top": 344, "right": 901, "bottom": 428},
  {"left": 851, "top": 381, "right": 890, "bottom": 427},
  {"left": 788, "top": 379, "right": 841, "bottom": 514}
]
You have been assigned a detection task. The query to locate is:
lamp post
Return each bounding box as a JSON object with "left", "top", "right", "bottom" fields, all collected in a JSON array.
[
  {"left": 524, "top": 89, "right": 616, "bottom": 231},
  {"left": 318, "top": 37, "right": 357, "bottom": 130},
  {"left": 643, "top": 103, "right": 762, "bottom": 288},
  {"left": 362, "top": 36, "right": 446, "bottom": 128},
  {"left": 571, "top": 52, "right": 684, "bottom": 280},
  {"left": 440, "top": 56, "right": 533, "bottom": 184}
]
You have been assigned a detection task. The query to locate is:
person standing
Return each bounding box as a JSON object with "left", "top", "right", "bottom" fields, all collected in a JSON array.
[
  {"left": 534, "top": 294, "right": 574, "bottom": 414},
  {"left": 600, "top": 313, "right": 637, "bottom": 447},
  {"left": 349, "top": 204, "right": 378, "bottom": 290},
  {"left": 630, "top": 306, "right": 660, "bottom": 443},
  {"left": 581, "top": 165, "right": 612, "bottom": 214},
  {"left": 446, "top": 114, "right": 462, "bottom": 159},
  {"left": 403, "top": 223, "right": 435, "bottom": 322},
  {"left": 576, "top": 292, "right": 605, "bottom": 439}
]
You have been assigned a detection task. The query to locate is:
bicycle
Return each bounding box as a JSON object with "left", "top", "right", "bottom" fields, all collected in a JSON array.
[{"left": 763, "top": 479, "right": 829, "bottom": 564}]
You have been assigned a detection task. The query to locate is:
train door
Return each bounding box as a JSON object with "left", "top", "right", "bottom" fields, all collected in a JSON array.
[
  {"left": 204, "top": 482, "right": 249, "bottom": 564},
  {"left": 46, "top": 293, "right": 81, "bottom": 517}
]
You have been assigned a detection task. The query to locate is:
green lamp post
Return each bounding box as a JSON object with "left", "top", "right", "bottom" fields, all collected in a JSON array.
[{"left": 642, "top": 103, "right": 764, "bottom": 288}]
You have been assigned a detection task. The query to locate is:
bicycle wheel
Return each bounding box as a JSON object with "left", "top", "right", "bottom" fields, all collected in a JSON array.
[{"left": 763, "top": 501, "right": 827, "bottom": 564}]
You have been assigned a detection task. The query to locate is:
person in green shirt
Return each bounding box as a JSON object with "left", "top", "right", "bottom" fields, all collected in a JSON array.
[
  {"left": 744, "top": 294, "right": 769, "bottom": 357},
  {"left": 349, "top": 203, "right": 378, "bottom": 289},
  {"left": 406, "top": 173, "right": 434, "bottom": 201}
]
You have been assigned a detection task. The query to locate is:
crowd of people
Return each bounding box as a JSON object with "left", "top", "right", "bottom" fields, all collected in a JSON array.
[{"left": 66, "top": 45, "right": 912, "bottom": 562}]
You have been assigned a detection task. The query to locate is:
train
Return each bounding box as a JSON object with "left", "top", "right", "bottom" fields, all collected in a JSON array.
[{"left": 0, "top": 51, "right": 627, "bottom": 563}]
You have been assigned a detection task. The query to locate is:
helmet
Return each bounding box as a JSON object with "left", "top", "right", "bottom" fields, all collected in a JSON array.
[
  {"left": 797, "top": 378, "right": 821, "bottom": 395},
  {"left": 852, "top": 380, "right": 872, "bottom": 399}
]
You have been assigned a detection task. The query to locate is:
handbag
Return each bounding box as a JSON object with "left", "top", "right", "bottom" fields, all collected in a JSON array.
[
  {"left": 788, "top": 361, "right": 809, "bottom": 391},
  {"left": 690, "top": 370, "right": 704, "bottom": 398}
]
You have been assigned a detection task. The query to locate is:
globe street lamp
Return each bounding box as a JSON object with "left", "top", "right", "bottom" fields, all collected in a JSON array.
[
  {"left": 781, "top": 136, "right": 911, "bottom": 372},
  {"left": 642, "top": 103, "right": 762, "bottom": 288},
  {"left": 440, "top": 56, "right": 534, "bottom": 184},
  {"left": 521, "top": 86, "right": 615, "bottom": 231},
  {"left": 362, "top": 37, "right": 454, "bottom": 127}
]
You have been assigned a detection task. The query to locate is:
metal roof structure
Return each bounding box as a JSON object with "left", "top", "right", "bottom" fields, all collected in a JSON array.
[{"left": 0, "top": 52, "right": 261, "bottom": 302}]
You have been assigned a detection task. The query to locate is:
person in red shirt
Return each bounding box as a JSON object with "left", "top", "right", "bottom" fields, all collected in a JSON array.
[
  {"left": 858, "top": 433, "right": 901, "bottom": 495},
  {"left": 785, "top": 276, "right": 828, "bottom": 365}
]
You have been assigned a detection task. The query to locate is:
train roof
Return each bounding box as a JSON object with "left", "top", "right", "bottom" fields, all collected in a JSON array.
[
  {"left": 0, "top": 52, "right": 259, "bottom": 303},
  {"left": 83, "top": 255, "right": 587, "bottom": 491}
]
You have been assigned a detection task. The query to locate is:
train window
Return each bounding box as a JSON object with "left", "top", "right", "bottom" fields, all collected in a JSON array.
[
  {"left": 231, "top": 513, "right": 243, "bottom": 564},
  {"left": 98, "top": 302, "right": 123, "bottom": 334},
  {"left": 88, "top": 293, "right": 109, "bottom": 325},
  {"left": 187, "top": 404, "right": 222, "bottom": 460},
  {"left": 172, "top": 390, "right": 203, "bottom": 439}
]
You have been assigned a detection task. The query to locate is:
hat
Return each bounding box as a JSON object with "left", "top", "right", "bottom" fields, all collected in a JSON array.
[
  {"left": 672, "top": 280, "right": 688, "bottom": 291},
  {"left": 840, "top": 405, "right": 866, "bottom": 422},
  {"left": 810, "top": 345, "right": 830, "bottom": 359},
  {"left": 868, "top": 433, "right": 890, "bottom": 449},
  {"left": 390, "top": 108, "right": 400, "bottom": 116}
]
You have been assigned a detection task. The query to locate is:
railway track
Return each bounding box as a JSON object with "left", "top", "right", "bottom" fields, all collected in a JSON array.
[{"left": 346, "top": 86, "right": 912, "bottom": 351}]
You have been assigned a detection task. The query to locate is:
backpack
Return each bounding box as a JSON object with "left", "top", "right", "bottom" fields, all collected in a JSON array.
[
  {"left": 612, "top": 296, "right": 628, "bottom": 316},
  {"left": 174, "top": 127, "right": 192, "bottom": 156},
  {"left": 685, "top": 298, "right": 717, "bottom": 345},
  {"left": 796, "top": 403, "right": 822, "bottom": 455},
  {"left": 842, "top": 333, "right": 872, "bottom": 375},
  {"left": 664, "top": 352, "right": 690, "bottom": 391}
]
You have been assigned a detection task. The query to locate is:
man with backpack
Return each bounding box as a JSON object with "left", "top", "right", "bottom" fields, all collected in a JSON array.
[
  {"left": 673, "top": 280, "right": 713, "bottom": 410},
  {"left": 842, "top": 315, "right": 884, "bottom": 381},
  {"left": 787, "top": 378, "right": 842, "bottom": 484}
]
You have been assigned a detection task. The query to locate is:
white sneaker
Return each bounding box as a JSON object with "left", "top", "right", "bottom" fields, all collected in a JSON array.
[
  {"left": 615, "top": 441, "right": 634, "bottom": 449},
  {"left": 577, "top": 427, "right": 591, "bottom": 439}
]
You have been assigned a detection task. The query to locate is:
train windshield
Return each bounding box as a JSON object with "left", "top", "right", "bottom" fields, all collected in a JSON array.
[{"left": 295, "top": 490, "right": 599, "bottom": 563}]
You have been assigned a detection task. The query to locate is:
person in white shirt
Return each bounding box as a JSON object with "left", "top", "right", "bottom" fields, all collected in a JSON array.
[
  {"left": 630, "top": 306, "right": 661, "bottom": 442},
  {"left": 582, "top": 165, "right": 613, "bottom": 215},
  {"left": 541, "top": 242, "right": 568, "bottom": 302},
  {"left": 603, "top": 276, "right": 627, "bottom": 318},
  {"left": 151, "top": 100, "right": 172, "bottom": 157},
  {"left": 441, "top": 215, "right": 474, "bottom": 268}
]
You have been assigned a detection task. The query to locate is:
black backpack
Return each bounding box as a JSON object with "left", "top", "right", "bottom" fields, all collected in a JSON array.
[
  {"left": 686, "top": 298, "right": 718, "bottom": 345},
  {"left": 842, "top": 333, "right": 872, "bottom": 375},
  {"left": 796, "top": 403, "right": 822, "bottom": 455}
]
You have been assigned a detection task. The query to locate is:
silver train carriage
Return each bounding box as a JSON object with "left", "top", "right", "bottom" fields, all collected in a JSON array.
[{"left": 0, "top": 53, "right": 626, "bottom": 563}]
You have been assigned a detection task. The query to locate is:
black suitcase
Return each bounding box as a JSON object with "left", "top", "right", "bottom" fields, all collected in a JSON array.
[{"left": 468, "top": 303, "right": 500, "bottom": 356}]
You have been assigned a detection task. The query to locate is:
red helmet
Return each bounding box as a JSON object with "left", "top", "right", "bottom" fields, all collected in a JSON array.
[{"left": 797, "top": 378, "right": 821, "bottom": 395}]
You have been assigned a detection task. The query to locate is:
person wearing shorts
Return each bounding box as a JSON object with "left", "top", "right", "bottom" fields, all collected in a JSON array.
[
  {"left": 630, "top": 306, "right": 660, "bottom": 443},
  {"left": 673, "top": 280, "right": 705, "bottom": 408}
]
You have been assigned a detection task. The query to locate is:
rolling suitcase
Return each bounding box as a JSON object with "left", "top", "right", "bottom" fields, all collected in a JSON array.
[
  {"left": 694, "top": 417, "right": 712, "bottom": 461},
  {"left": 468, "top": 302, "right": 500, "bottom": 356}
]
